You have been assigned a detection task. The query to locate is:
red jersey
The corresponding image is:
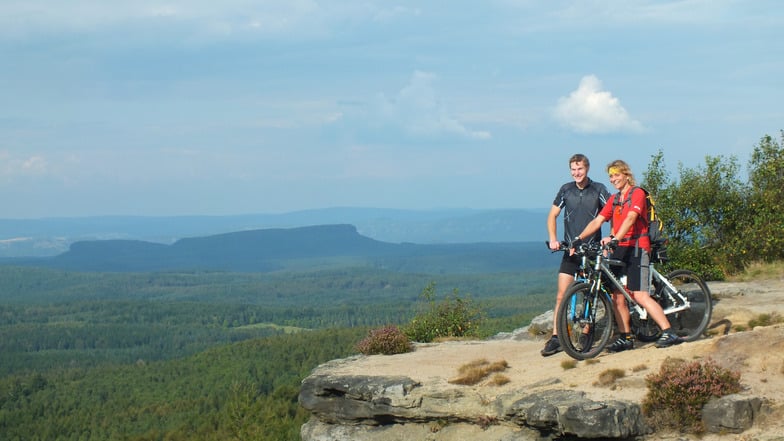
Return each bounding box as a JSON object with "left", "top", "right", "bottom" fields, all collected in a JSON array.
[{"left": 599, "top": 187, "right": 651, "bottom": 251}]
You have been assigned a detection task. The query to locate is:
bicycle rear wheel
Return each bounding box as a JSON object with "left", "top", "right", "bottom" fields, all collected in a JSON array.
[
  {"left": 556, "top": 282, "right": 614, "bottom": 360},
  {"left": 660, "top": 269, "right": 713, "bottom": 342}
]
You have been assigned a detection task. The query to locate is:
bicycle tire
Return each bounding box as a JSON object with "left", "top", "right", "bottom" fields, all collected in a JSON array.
[
  {"left": 556, "top": 282, "right": 614, "bottom": 360},
  {"left": 660, "top": 269, "right": 713, "bottom": 342}
]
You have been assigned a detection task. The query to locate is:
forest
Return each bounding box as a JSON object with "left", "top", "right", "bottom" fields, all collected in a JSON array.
[
  {"left": 1, "top": 132, "right": 783, "bottom": 440},
  {"left": 0, "top": 264, "right": 553, "bottom": 440}
]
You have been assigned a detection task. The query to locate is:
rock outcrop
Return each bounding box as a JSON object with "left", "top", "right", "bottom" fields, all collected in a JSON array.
[
  {"left": 299, "top": 281, "right": 784, "bottom": 440},
  {"left": 299, "top": 369, "right": 648, "bottom": 440}
]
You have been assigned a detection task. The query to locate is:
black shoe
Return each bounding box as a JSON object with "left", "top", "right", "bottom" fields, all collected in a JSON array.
[
  {"left": 655, "top": 331, "right": 683, "bottom": 348},
  {"left": 541, "top": 336, "right": 562, "bottom": 356},
  {"left": 579, "top": 333, "right": 594, "bottom": 353},
  {"left": 606, "top": 336, "right": 634, "bottom": 352}
]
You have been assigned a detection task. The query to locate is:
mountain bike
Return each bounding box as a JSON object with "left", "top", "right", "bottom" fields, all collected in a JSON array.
[{"left": 553, "top": 241, "right": 712, "bottom": 360}]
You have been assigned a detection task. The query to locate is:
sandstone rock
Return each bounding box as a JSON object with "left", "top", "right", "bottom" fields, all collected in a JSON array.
[
  {"left": 702, "top": 394, "right": 763, "bottom": 433},
  {"left": 299, "top": 372, "right": 648, "bottom": 440}
]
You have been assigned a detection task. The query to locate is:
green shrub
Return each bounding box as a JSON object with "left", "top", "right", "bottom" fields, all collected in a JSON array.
[
  {"left": 642, "top": 358, "right": 742, "bottom": 433},
  {"left": 403, "top": 282, "right": 484, "bottom": 343},
  {"left": 355, "top": 325, "right": 413, "bottom": 355}
]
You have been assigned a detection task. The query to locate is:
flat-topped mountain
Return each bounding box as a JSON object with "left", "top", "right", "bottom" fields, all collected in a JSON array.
[{"left": 12, "top": 224, "right": 559, "bottom": 273}]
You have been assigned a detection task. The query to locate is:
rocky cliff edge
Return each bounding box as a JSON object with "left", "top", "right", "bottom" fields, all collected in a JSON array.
[{"left": 299, "top": 280, "right": 784, "bottom": 440}]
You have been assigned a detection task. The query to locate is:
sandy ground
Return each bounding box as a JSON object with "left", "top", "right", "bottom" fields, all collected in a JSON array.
[{"left": 326, "top": 278, "right": 784, "bottom": 440}]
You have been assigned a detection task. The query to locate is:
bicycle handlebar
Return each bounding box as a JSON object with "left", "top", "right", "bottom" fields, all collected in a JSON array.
[
  {"left": 545, "top": 239, "right": 619, "bottom": 256},
  {"left": 545, "top": 240, "right": 571, "bottom": 253}
]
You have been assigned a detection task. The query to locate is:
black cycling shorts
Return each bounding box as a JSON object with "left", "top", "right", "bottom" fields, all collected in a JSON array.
[
  {"left": 558, "top": 252, "right": 581, "bottom": 276},
  {"left": 609, "top": 246, "right": 650, "bottom": 292}
]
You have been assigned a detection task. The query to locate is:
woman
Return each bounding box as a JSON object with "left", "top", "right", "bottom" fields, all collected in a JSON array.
[{"left": 572, "top": 159, "right": 681, "bottom": 351}]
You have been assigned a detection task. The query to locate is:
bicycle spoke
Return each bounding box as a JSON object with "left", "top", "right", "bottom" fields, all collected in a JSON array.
[
  {"left": 556, "top": 283, "right": 613, "bottom": 360},
  {"left": 662, "top": 270, "right": 713, "bottom": 341}
]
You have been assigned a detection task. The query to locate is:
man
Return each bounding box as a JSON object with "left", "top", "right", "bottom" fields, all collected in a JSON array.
[{"left": 541, "top": 154, "right": 611, "bottom": 357}]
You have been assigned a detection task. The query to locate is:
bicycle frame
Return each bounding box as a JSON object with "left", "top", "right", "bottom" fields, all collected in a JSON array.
[{"left": 579, "top": 243, "right": 692, "bottom": 320}]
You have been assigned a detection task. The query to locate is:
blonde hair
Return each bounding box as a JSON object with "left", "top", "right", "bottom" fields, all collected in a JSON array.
[{"left": 606, "top": 159, "right": 637, "bottom": 187}]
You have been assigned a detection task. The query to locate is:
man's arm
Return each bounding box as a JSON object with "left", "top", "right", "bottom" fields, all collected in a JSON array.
[{"left": 547, "top": 205, "right": 561, "bottom": 250}]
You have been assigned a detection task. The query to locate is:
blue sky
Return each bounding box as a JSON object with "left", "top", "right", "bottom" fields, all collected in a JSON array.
[{"left": 1, "top": 1, "right": 781, "bottom": 218}]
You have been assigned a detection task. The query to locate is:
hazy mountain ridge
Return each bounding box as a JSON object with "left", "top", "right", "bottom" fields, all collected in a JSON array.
[
  {"left": 0, "top": 207, "right": 548, "bottom": 257},
  {"left": 9, "top": 224, "right": 559, "bottom": 274}
]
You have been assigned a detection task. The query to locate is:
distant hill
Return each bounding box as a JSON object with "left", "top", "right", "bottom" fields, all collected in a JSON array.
[
  {"left": 0, "top": 207, "right": 548, "bottom": 257},
  {"left": 10, "top": 224, "right": 560, "bottom": 274}
]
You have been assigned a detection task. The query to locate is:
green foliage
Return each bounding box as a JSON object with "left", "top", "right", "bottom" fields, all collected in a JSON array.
[
  {"left": 0, "top": 266, "right": 552, "bottom": 439},
  {"left": 0, "top": 328, "right": 364, "bottom": 441},
  {"left": 403, "top": 282, "right": 484, "bottom": 343},
  {"left": 743, "top": 131, "right": 784, "bottom": 263},
  {"left": 642, "top": 358, "right": 742, "bottom": 433},
  {"left": 642, "top": 131, "right": 784, "bottom": 278},
  {"left": 355, "top": 325, "right": 413, "bottom": 355}
]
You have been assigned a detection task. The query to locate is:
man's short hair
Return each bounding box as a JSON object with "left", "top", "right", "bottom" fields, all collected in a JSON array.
[{"left": 569, "top": 153, "right": 590, "bottom": 168}]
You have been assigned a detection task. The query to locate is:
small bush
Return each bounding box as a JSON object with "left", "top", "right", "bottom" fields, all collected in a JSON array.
[
  {"left": 355, "top": 325, "right": 413, "bottom": 355},
  {"left": 642, "top": 357, "right": 742, "bottom": 433},
  {"left": 403, "top": 282, "right": 484, "bottom": 343}
]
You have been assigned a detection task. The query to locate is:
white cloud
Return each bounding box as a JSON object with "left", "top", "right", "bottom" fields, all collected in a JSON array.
[
  {"left": 373, "top": 71, "right": 491, "bottom": 140},
  {"left": 0, "top": 151, "right": 49, "bottom": 179},
  {"left": 553, "top": 75, "right": 644, "bottom": 134}
]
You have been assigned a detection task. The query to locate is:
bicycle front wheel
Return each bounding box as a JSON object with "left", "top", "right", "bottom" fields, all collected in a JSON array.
[
  {"left": 556, "top": 282, "right": 614, "bottom": 360},
  {"left": 660, "top": 269, "right": 713, "bottom": 342}
]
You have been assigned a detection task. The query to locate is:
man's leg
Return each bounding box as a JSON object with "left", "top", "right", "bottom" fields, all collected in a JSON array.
[{"left": 541, "top": 272, "right": 573, "bottom": 356}]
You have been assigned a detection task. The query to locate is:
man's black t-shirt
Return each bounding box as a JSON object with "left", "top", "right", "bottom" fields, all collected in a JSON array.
[{"left": 552, "top": 178, "right": 611, "bottom": 243}]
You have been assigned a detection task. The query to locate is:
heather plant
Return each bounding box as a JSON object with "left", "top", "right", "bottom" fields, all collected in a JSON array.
[
  {"left": 355, "top": 325, "right": 413, "bottom": 355},
  {"left": 403, "top": 282, "right": 484, "bottom": 343},
  {"left": 642, "top": 357, "right": 742, "bottom": 433}
]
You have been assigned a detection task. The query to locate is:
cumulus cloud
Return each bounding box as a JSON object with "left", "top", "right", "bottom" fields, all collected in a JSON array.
[
  {"left": 372, "top": 71, "right": 491, "bottom": 140},
  {"left": 553, "top": 75, "right": 644, "bottom": 134}
]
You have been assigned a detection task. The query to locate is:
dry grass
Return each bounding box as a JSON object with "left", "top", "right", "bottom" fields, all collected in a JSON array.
[
  {"left": 748, "top": 312, "right": 784, "bottom": 329},
  {"left": 449, "top": 358, "right": 510, "bottom": 385},
  {"left": 561, "top": 359, "right": 578, "bottom": 370},
  {"left": 593, "top": 368, "right": 626, "bottom": 387},
  {"left": 728, "top": 260, "right": 784, "bottom": 282},
  {"left": 489, "top": 374, "right": 510, "bottom": 386}
]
